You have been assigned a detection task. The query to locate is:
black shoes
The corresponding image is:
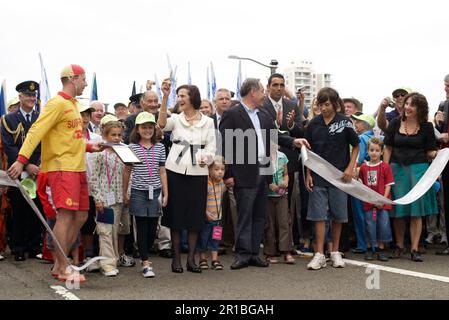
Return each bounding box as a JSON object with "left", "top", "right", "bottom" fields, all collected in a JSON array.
[
  {"left": 159, "top": 249, "right": 173, "bottom": 258},
  {"left": 230, "top": 260, "right": 249, "bottom": 270},
  {"left": 171, "top": 263, "right": 183, "bottom": 273},
  {"left": 186, "top": 262, "right": 202, "bottom": 273},
  {"left": 14, "top": 252, "right": 26, "bottom": 262},
  {"left": 249, "top": 257, "right": 269, "bottom": 268},
  {"left": 411, "top": 250, "right": 423, "bottom": 262}
]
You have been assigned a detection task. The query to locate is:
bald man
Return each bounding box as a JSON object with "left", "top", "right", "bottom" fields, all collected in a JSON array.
[
  {"left": 88, "top": 101, "right": 105, "bottom": 134},
  {"left": 123, "top": 91, "right": 159, "bottom": 144}
]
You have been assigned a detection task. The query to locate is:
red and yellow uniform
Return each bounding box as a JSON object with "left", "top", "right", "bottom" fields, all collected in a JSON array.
[{"left": 17, "top": 92, "right": 92, "bottom": 211}]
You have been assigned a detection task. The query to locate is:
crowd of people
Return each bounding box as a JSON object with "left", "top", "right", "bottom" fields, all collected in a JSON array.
[{"left": 0, "top": 64, "right": 448, "bottom": 282}]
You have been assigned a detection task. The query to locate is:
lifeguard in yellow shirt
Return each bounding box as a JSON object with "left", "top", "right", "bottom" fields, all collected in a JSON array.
[{"left": 8, "top": 64, "right": 103, "bottom": 282}]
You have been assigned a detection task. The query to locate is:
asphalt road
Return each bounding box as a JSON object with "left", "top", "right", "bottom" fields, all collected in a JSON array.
[{"left": 2, "top": 244, "right": 449, "bottom": 301}]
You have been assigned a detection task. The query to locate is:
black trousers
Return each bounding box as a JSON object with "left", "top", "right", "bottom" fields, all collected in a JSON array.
[
  {"left": 7, "top": 187, "right": 43, "bottom": 253},
  {"left": 135, "top": 216, "right": 159, "bottom": 261}
]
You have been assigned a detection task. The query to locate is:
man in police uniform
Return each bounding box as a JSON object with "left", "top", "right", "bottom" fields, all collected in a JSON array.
[{"left": 1, "top": 80, "right": 42, "bottom": 261}]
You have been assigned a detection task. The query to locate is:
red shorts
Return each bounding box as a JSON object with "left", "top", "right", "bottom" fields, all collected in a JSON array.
[{"left": 46, "top": 171, "right": 89, "bottom": 212}]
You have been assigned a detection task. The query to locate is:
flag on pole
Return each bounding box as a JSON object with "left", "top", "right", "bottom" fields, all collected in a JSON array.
[
  {"left": 154, "top": 74, "right": 163, "bottom": 102},
  {"left": 187, "top": 62, "right": 192, "bottom": 85},
  {"left": 131, "top": 81, "right": 136, "bottom": 96},
  {"left": 168, "top": 66, "right": 177, "bottom": 108},
  {"left": 206, "top": 66, "right": 211, "bottom": 101},
  {"left": 210, "top": 62, "right": 217, "bottom": 100},
  {"left": 38, "top": 53, "right": 51, "bottom": 110},
  {"left": 90, "top": 72, "right": 98, "bottom": 101},
  {"left": 236, "top": 60, "right": 242, "bottom": 101},
  {"left": 0, "top": 80, "right": 7, "bottom": 116}
]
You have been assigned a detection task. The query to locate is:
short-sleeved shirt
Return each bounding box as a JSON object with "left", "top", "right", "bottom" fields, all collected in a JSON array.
[
  {"left": 359, "top": 161, "right": 395, "bottom": 211},
  {"left": 384, "top": 118, "right": 438, "bottom": 166},
  {"left": 268, "top": 151, "right": 289, "bottom": 197},
  {"left": 305, "top": 113, "right": 359, "bottom": 187},
  {"left": 129, "top": 143, "right": 166, "bottom": 190}
]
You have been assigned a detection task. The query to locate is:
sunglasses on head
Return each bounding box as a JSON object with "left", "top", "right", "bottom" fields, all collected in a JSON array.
[{"left": 393, "top": 92, "right": 406, "bottom": 98}]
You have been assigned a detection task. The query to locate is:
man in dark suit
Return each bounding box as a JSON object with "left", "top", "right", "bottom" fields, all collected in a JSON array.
[
  {"left": 261, "top": 73, "right": 305, "bottom": 248},
  {"left": 219, "top": 78, "right": 309, "bottom": 270},
  {"left": 1, "top": 81, "right": 42, "bottom": 261}
]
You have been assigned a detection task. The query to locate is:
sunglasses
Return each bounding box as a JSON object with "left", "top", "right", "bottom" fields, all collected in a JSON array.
[{"left": 393, "top": 92, "right": 406, "bottom": 98}]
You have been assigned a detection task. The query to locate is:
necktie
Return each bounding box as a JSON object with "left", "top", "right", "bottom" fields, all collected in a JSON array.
[
  {"left": 275, "top": 103, "right": 282, "bottom": 125},
  {"left": 26, "top": 114, "right": 30, "bottom": 124}
]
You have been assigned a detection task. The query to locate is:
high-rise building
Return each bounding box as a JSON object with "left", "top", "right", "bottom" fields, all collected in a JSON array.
[{"left": 284, "top": 60, "right": 332, "bottom": 108}]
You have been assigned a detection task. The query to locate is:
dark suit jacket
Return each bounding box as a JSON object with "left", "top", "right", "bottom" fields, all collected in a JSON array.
[
  {"left": 260, "top": 97, "right": 304, "bottom": 172},
  {"left": 1, "top": 109, "right": 41, "bottom": 168},
  {"left": 219, "top": 103, "right": 295, "bottom": 188},
  {"left": 436, "top": 100, "right": 449, "bottom": 134},
  {"left": 211, "top": 113, "right": 219, "bottom": 129}
]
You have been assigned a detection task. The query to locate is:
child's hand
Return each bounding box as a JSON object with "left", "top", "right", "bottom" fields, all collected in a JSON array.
[
  {"left": 206, "top": 212, "right": 215, "bottom": 222},
  {"left": 96, "top": 201, "right": 104, "bottom": 213},
  {"left": 162, "top": 194, "right": 168, "bottom": 207},
  {"left": 269, "top": 184, "right": 279, "bottom": 192}
]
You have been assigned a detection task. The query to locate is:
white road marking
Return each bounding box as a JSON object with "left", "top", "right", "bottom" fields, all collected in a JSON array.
[
  {"left": 50, "top": 285, "right": 81, "bottom": 300},
  {"left": 344, "top": 259, "right": 449, "bottom": 283}
]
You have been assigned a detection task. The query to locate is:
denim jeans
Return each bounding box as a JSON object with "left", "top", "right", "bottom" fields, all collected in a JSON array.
[{"left": 365, "top": 209, "right": 392, "bottom": 249}]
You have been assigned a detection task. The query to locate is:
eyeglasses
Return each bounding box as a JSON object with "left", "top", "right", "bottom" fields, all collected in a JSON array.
[{"left": 393, "top": 92, "right": 406, "bottom": 99}]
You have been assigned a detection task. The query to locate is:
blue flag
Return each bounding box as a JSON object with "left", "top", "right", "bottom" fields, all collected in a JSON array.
[
  {"left": 210, "top": 62, "right": 217, "bottom": 100},
  {"left": 206, "top": 66, "right": 211, "bottom": 101},
  {"left": 0, "top": 80, "right": 7, "bottom": 116},
  {"left": 168, "top": 66, "right": 177, "bottom": 108},
  {"left": 90, "top": 72, "right": 98, "bottom": 101},
  {"left": 154, "top": 74, "right": 162, "bottom": 102}
]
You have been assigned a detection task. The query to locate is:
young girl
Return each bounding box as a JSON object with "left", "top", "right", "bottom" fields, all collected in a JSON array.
[
  {"left": 89, "top": 120, "right": 126, "bottom": 277},
  {"left": 197, "top": 156, "right": 226, "bottom": 271},
  {"left": 358, "top": 138, "right": 394, "bottom": 261},
  {"left": 123, "top": 112, "right": 168, "bottom": 278},
  {"left": 264, "top": 148, "right": 295, "bottom": 264}
]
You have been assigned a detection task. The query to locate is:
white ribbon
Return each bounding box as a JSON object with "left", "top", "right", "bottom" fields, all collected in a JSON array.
[
  {"left": 301, "top": 146, "right": 449, "bottom": 206},
  {"left": 0, "top": 171, "right": 106, "bottom": 271}
]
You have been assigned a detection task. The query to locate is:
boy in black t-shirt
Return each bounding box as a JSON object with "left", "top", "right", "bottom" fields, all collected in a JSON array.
[{"left": 305, "top": 87, "right": 359, "bottom": 270}]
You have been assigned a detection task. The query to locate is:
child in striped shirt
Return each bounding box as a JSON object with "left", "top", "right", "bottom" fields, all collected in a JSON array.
[{"left": 197, "top": 156, "right": 226, "bottom": 270}]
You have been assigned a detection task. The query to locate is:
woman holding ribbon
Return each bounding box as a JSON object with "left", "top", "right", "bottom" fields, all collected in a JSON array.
[
  {"left": 158, "top": 84, "right": 216, "bottom": 273},
  {"left": 383, "top": 92, "right": 438, "bottom": 262}
]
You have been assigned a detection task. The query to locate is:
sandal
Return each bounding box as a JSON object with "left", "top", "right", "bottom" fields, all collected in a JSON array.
[
  {"left": 199, "top": 259, "right": 209, "bottom": 270},
  {"left": 284, "top": 254, "right": 295, "bottom": 264},
  {"left": 211, "top": 260, "right": 223, "bottom": 270},
  {"left": 266, "top": 256, "right": 279, "bottom": 264}
]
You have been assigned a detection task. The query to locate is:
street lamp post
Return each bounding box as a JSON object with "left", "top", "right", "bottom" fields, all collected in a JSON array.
[{"left": 228, "top": 55, "right": 278, "bottom": 75}]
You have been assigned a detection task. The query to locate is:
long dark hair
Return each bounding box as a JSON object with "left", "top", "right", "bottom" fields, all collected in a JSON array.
[
  {"left": 129, "top": 123, "right": 157, "bottom": 144},
  {"left": 401, "top": 92, "right": 429, "bottom": 124}
]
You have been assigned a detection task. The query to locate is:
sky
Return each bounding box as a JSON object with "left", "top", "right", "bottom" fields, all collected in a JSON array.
[{"left": 0, "top": 0, "right": 447, "bottom": 115}]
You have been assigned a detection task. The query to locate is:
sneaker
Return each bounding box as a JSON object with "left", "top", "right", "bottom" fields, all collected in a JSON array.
[
  {"left": 441, "top": 235, "right": 448, "bottom": 245},
  {"left": 102, "top": 267, "right": 119, "bottom": 277},
  {"left": 424, "top": 234, "right": 434, "bottom": 245},
  {"left": 85, "top": 257, "right": 101, "bottom": 272},
  {"left": 307, "top": 253, "right": 327, "bottom": 270},
  {"left": 119, "top": 254, "right": 136, "bottom": 267},
  {"left": 0, "top": 254, "right": 4, "bottom": 261},
  {"left": 142, "top": 264, "right": 155, "bottom": 278},
  {"left": 330, "top": 251, "right": 345, "bottom": 268}
]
